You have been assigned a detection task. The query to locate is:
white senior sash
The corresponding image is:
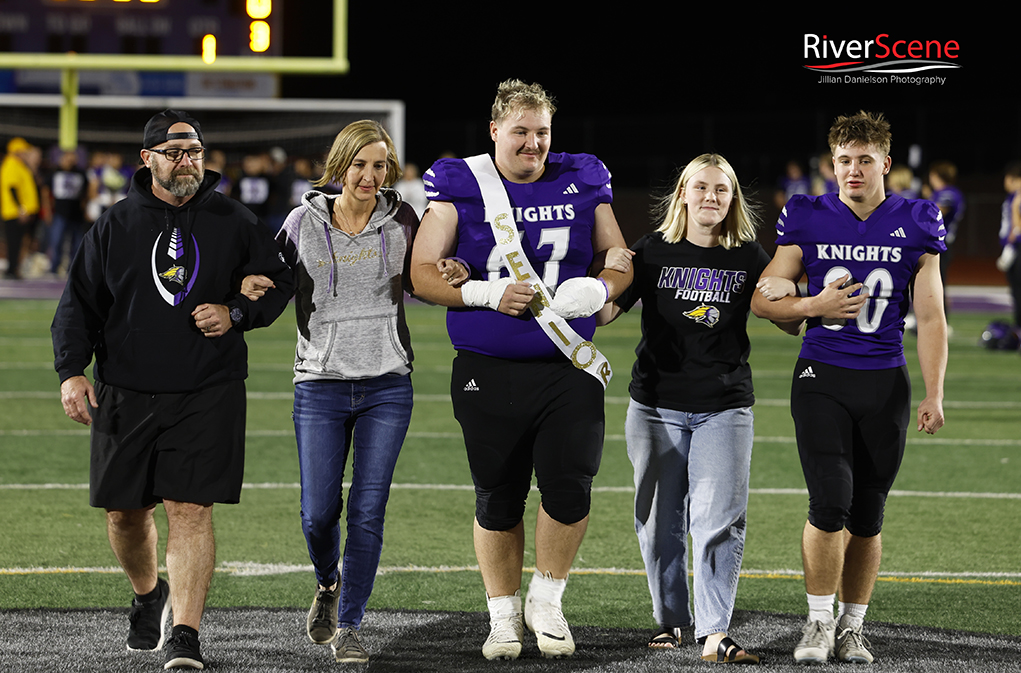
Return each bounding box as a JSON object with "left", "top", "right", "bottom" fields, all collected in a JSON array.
[{"left": 463, "top": 154, "right": 612, "bottom": 389}]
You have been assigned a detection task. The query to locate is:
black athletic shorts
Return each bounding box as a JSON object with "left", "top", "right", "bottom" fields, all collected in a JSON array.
[
  {"left": 450, "top": 350, "right": 604, "bottom": 529},
  {"left": 790, "top": 358, "right": 910, "bottom": 536},
  {"left": 89, "top": 379, "right": 247, "bottom": 509}
]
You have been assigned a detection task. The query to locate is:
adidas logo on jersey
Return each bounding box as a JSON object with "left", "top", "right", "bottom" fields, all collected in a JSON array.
[
  {"left": 890, "top": 227, "right": 907, "bottom": 238},
  {"left": 562, "top": 183, "right": 579, "bottom": 195},
  {"left": 463, "top": 379, "right": 479, "bottom": 392},
  {"left": 798, "top": 366, "right": 816, "bottom": 379}
]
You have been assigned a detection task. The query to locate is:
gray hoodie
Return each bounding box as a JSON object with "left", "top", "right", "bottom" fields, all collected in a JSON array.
[{"left": 276, "top": 188, "right": 417, "bottom": 382}]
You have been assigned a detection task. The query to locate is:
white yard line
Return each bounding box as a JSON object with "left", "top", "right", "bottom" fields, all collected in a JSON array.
[
  {"left": 2, "top": 481, "right": 1019, "bottom": 500},
  {"left": 2, "top": 562, "right": 1018, "bottom": 583}
]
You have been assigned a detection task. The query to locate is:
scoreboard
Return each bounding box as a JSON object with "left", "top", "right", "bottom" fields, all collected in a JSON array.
[{"left": 0, "top": 0, "right": 281, "bottom": 59}]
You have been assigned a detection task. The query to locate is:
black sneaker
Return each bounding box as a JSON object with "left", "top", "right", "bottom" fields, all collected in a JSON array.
[
  {"left": 126, "top": 578, "right": 171, "bottom": 651},
  {"left": 307, "top": 585, "right": 340, "bottom": 644},
  {"left": 164, "top": 630, "right": 204, "bottom": 670}
]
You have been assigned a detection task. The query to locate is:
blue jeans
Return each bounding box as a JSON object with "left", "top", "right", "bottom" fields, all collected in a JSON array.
[
  {"left": 625, "top": 399, "right": 753, "bottom": 639},
  {"left": 47, "top": 214, "right": 85, "bottom": 273},
  {"left": 294, "top": 375, "right": 413, "bottom": 629}
]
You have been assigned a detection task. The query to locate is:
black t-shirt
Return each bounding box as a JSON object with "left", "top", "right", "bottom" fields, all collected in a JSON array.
[
  {"left": 49, "top": 168, "right": 89, "bottom": 221},
  {"left": 616, "top": 232, "right": 771, "bottom": 412}
]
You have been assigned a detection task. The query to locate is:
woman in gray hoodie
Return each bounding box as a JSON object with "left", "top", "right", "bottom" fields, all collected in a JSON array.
[{"left": 243, "top": 120, "right": 465, "bottom": 663}]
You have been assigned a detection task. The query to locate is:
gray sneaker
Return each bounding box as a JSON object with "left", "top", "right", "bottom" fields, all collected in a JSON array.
[
  {"left": 332, "top": 627, "right": 369, "bottom": 663},
  {"left": 307, "top": 586, "right": 339, "bottom": 644},
  {"left": 836, "top": 619, "right": 874, "bottom": 663},
  {"left": 794, "top": 617, "right": 836, "bottom": 663}
]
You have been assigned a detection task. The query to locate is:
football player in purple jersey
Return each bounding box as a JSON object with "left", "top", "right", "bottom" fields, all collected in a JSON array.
[
  {"left": 751, "top": 111, "right": 948, "bottom": 665},
  {"left": 410, "top": 79, "right": 632, "bottom": 660},
  {"left": 927, "top": 160, "right": 966, "bottom": 320}
]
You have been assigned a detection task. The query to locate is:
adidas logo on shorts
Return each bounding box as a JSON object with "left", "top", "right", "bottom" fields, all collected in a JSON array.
[
  {"left": 463, "top": 379, "right": 479, "bottom": 392},
  {"left": 798, "top": 366, "right": 816, "bottom": 379}
]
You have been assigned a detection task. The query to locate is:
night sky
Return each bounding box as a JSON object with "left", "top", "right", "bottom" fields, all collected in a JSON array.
[
  {"left": 279, "top": 9, "right": 1012, "bottom": 189},
  {"left": 247, "top": 7, "right": 1012, "bottom": 253}
]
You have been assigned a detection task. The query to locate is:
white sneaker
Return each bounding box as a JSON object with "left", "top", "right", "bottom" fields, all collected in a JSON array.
[
  {"left": 524, "top": 587, "right": 575, "bottom": 658},
  {"left": 794, "top": 617, "right": 836, "bottom": 663},
  {"left": 836, "top": 617, "right": 874, "bottom": 663},
  {"left": 482, "top": 594, "right": 523, "bottom": 661}
]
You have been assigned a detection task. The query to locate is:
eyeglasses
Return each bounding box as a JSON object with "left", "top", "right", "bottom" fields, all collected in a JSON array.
[{"left": 148, "top": 147, "right": 206, "bottom": 162}]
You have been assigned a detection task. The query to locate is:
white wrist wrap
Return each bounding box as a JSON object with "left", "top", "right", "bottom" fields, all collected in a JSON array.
[{"left": 460, "top": 278, "right": 515, "bottom": 310}]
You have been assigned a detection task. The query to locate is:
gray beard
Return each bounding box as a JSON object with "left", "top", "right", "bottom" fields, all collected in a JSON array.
[{"left": 154, "top": 169, "right": 202, "bottom": 198}]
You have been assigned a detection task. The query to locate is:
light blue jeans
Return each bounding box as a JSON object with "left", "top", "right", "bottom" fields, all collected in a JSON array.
[
  {"left": 294, "top": 375, "right": 413, "bottom": 629},
  {"left": 625, "top": 398, "right": 753, "bottom": 639}
]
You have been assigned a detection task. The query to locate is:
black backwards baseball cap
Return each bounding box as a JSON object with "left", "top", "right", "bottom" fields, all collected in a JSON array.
[{"left": 143, "top": 109, "right": 204, "bottom": 149}]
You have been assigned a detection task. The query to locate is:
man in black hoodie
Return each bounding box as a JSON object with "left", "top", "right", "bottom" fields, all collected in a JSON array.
[{"left": 52, "top": 110, "right": 294, "bottom": 670}]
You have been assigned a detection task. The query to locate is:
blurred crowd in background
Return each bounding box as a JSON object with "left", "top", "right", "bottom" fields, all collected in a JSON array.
[
  {"left": 2, "top": 137, "right": 1019, "bottom": 338},
  {"left": 0, "top": 138, "right": 430, "bottom": 281}
]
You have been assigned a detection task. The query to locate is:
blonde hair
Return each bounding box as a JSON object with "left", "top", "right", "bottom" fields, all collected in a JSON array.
[
  {"left": 828, "top": 110, "right": 891, "bottom": 156},
  {"left": 315, "top": 120, "right": 402, "bottom": 188},
  {"left": 887, "top": 164, "right": 914, "bottom": 193},
  {"left": 655, "top": 153, "right": 760, "bottom": 248},
  {"left": 491, "top": 79, "right": 556, "bottom": 125}
]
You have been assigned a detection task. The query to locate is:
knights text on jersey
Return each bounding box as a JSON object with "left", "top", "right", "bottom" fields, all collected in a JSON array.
[
  {"left": 423, "top": 152, "right": 613, "bottom": 360},
  {"left": 777, "top": 192, "right": 947, "bottom": 369}
]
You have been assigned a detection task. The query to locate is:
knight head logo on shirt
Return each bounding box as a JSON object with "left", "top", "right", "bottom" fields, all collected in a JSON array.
[
  {"left": 159, "top": 266, "right": 186, "bottom": 286},
  {"left": 684, "top": 304, "right": 720, "bottom": 327},
  {"left": 151, "top": 227, "right": 199, "bottom": 306}
]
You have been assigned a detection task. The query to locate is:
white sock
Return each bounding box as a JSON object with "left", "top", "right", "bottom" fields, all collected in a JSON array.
[
  {"left": 527, "top": 570, "right": 567, "bottom": 606},
  {"left": 486, "top": 591, "right": 521, "bottom": 619},
  {"left": 807, "top": 593, "right": 836, "bottom": 623},
  {"left": 838, "top": 601, "right": 868, "bottom": 630}
]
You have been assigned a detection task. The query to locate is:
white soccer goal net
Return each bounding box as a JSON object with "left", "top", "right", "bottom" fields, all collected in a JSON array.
[{"left": 0, "top": 94, "right": 405, "bottom": 166}]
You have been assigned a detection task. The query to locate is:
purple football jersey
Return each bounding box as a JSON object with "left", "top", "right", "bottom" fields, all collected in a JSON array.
[
  {"left": 423, "top": 152, "right": 613, "bottom": 360},
  {"left": 777, "top": 192, "right": 947, "bottom": 368},
  {"left": 930, "top": 185, "right": 965, "bottom": 244}
]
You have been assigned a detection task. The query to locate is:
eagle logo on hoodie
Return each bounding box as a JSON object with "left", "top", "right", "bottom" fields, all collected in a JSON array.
[{"left": 151, "top": 226, "right": 200, "bottom": 305}]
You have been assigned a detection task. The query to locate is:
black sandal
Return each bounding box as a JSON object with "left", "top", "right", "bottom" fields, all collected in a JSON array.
[
  {"left": 700, "top": 636, "right": 760, "bottom": 664},
  {"left": 648, "top": 626, "right": 682, "bottom": 649}
]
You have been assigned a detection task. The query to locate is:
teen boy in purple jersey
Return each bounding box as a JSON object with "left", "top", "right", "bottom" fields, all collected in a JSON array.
[
  {"left": 410, "top": 79, "right": 631, "bottom": 661},
  {"left": 751, "top": 111, "right": 947, "bottom": 665}
]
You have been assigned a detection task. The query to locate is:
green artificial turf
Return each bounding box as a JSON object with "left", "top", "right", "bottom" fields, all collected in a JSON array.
[{"left": 1, "top": 299, "right": 1019, "bottom": 637}]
